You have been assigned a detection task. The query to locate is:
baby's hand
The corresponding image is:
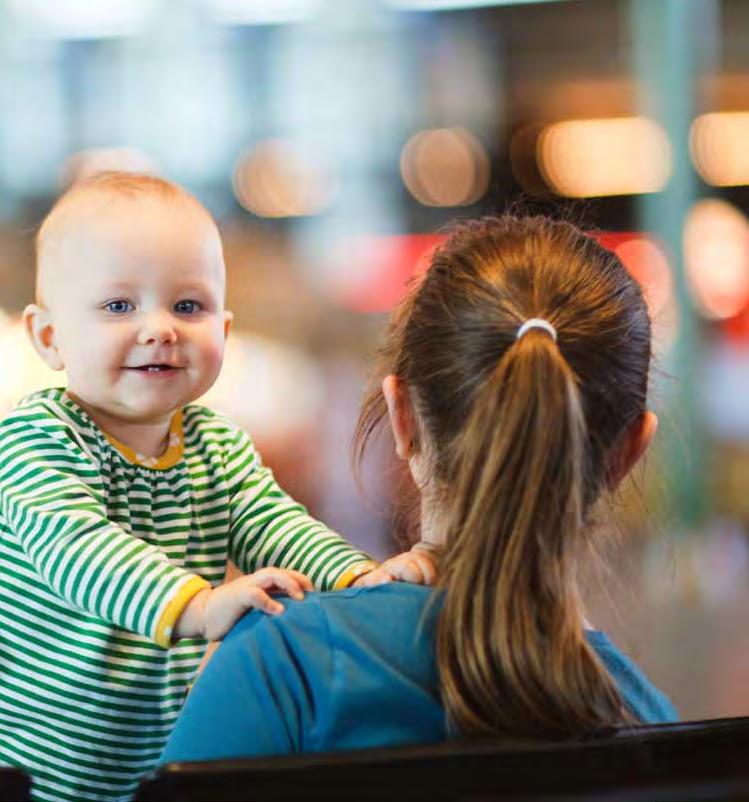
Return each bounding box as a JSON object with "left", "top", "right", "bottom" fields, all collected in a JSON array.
[
  {"left": 177, "top": 568, "right": 313, "bottom": 642},
  {"left": 352, "top": 546, "right": 437, "bottom": 588}
]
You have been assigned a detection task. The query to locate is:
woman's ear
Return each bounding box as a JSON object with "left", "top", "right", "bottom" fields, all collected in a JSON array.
[
  {"left": 382, "top": 374, "right": 415, "bottom": 460},
  {"left": 607, "top": 410, "right": 658, "bottom": 488},
  {"left": 23, "top": 304, "right": 64, "bottom": 371}
]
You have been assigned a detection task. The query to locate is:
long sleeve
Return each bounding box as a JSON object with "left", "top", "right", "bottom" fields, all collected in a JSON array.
[
  {"left": 0, "top": 416, "right": 206, "bottom": 646},
  {"left": 224, "top": 426, "right": 375, "bottom": 590}
]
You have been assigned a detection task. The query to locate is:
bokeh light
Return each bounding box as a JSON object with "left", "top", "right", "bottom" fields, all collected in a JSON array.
[
  {"left": 615, "top": 236, "right": 678, "bottom": 354},
  {"left": 597, "top": 232, "right": 677, "bottom": 354},
  {"left": 326, "top": 234, "right": 441, "bottom": 313},
  {"left": 690, "top": 112, "right": 749, "bottom": 187},
  {"left": 684, "top": 199, "right": 749, "bottom": 320},
  {"left": 62, "top": 147, "right": 158, "bottom": 188},
  {"left": 400, "top": 127, "right": 490, "bottom": 207},
  {"left": 615, "top": 237, "right": 673, "bottom": 319},
  {"left": 233, "top": 140, "right": 334, "bottom": 218},
  {"left": 537, "top": 116, "right": 672, "bottom": 198}
]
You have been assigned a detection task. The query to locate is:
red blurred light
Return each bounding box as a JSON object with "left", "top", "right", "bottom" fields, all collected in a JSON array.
[
  {"left": 331, "top": 234, "right": 442, "bottom": 314},
  {"left": 332, "top": 230, "right": 672, "bottom": 316}
]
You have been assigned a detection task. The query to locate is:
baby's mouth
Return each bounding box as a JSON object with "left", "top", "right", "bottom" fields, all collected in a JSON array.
[{"left": 127, "top": 364, "right": 179, "bottom": 373}]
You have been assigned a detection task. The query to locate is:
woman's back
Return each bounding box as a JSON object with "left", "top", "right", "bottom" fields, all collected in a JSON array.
[{"left": 161, "top": 584, "right": 677, "bottom": 763}]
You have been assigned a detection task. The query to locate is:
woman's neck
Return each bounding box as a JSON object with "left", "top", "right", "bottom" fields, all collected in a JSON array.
[{"left": 418, "top": 486, "right": 445, "bottom": 549}]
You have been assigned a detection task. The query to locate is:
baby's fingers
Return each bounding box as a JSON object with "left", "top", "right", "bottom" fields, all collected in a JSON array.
[
  {"left": 352, "top": 567, "right": 395, "bottom": 587},
  {"left": 202, "top": 579, "right": 295, "bottom": 640},
  {"left": 383, "top": 557, "right": 424, "bottom": 584},
  {"left": 243, "top": 585, "right": 284, "bottom": 615},
  {"left": 284, "top": 569, "right": 314, "bottom": 592},
  {"left": 406, "top": 551, "right": 437, "bottom": 585},
  {"left": 247, "top": 568, "right": 312, "bottom": 600}
]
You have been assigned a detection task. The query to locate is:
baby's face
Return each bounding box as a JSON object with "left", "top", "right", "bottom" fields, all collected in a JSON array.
[{"left": 37, "top": 194, "right": 230, "bottom": 425}]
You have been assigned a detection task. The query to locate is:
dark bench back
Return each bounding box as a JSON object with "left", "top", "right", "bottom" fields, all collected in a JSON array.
[
  {"left": 0, "top": 768, "right": 30, "bottom": 802},
  {"left": 135, "top": 716, "right": 749, "bottom": 802}
]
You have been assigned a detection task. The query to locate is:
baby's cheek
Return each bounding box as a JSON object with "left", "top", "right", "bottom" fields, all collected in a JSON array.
[{"left": 201, "top": 338, "right": 226, "bottom": 375}]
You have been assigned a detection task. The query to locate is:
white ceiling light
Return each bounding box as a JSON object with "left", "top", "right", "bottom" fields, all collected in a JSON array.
[
  {"left": 387, "top": 0, "right": 569, "bottom": 11},
  {"left": 7, "top": 0, "right": 155, "bottom": 39},
  {"left": 206, "top": 0, "right": 321, "bottom": 25}
]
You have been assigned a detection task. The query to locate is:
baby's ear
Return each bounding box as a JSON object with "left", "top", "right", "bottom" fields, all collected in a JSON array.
[
  {"left": 223, "top": 310, "right": 233, "bottom": 339},
  {"left": 23, "top": 304, "right": 64, "bottom": 371}
]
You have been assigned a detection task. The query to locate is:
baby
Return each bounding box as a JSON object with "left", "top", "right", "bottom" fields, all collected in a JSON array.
[{"left": 0, "top": 172, "right": 434, "bottom": 802}]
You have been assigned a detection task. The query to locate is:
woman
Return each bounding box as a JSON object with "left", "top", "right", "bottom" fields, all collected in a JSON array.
[{"left": 161, "top": 216, "right": 676, "bottom": 763}]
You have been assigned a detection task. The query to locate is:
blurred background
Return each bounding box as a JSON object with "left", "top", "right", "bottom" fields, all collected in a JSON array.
[{"left": 1, "top": 0, "right": 748, "bottom": 720}]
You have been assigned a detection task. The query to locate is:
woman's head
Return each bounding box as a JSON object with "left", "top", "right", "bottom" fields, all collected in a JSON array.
[{"left": 355, "top": 215, "right": 654, "bottom": 739}]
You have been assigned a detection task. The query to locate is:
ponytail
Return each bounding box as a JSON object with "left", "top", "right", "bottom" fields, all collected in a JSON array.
[{"left": 436, "top": 330, "right": 630, "bottom": 738}]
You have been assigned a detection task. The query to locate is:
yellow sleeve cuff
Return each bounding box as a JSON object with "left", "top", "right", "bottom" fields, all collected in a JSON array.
[
  {"left": 155, "top": 575, "right": 211, "bottom": 648},
  {"left": 333, "top": 560, "right": 379, "bottom": 590}
]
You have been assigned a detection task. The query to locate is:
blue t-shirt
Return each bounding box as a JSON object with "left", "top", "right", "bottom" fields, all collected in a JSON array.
[{"left": 161, "top": 584, "right": 677, "bottom": 763}]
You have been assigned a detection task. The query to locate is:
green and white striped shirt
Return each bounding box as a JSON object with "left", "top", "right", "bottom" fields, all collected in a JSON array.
[{"left": 0, "top": 388, "right": 373, "bottom": 802}]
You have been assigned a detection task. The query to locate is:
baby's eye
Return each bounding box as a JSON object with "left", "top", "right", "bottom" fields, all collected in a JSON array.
[
  {"left": 174, "top": 300, "right": 201, "bottom": 314},
  {"left": 104, "top": 300, "right": 134, "bottom": 314}
]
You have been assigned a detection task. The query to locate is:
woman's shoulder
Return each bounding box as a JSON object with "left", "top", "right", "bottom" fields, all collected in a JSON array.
[
  {"left": 316, "top": 582, "right": 436, "bottom": 618},
  {"left": 223, "top": 584, "right": 440, "bottom": 696},
  {"left": 232, "top": 583, "right": 438, "bottom": 648},
  {"left": 163, "top": 585, "right": 446, "bottom": 761},
  {"left": 585, "top": 630, "right": 679, "bottom": 724},
  {"left": 212, "top": 585, "right": 441, "bottom": 711}
]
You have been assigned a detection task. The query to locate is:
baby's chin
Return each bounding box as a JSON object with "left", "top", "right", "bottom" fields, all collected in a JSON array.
[
  {"left": 73, "top": 394, "right": 186, "bottom": 426},
  {"left": 111, "top": 398, "right": 193, "bottom": 422}
]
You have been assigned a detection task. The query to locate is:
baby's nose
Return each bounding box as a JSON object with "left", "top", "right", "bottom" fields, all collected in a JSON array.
[{"left": 137, "top": 314, "right": 178, "bottom": 345}]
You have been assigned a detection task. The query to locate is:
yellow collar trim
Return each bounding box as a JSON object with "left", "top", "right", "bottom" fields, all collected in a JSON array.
[{"left": 103, "top": 411, "right": 185, "bottom": 470}]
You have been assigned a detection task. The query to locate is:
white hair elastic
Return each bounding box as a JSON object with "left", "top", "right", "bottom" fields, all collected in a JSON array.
[{"left": 516, "top": 318, "right": 557, "bottom": 342}]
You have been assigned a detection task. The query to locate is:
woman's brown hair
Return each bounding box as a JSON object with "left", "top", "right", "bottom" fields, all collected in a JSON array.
[{"left": 355, "top": 215, "right": 651, "bottom": 738}]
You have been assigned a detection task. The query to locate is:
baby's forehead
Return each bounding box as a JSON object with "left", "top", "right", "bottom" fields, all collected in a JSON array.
[
  {"left": 36, "top": 187, "right": 223, "bottom": 298},
  {"left": 40, "top": 186, "right": 213, "bottom": 250}
]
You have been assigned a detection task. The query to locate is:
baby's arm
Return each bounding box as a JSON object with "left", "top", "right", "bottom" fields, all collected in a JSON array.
[
  {"left": 0, "top": 424, "right": 208, "bottom": 647},
  {"left": 224, "top": 427, "right": 377, "bottom": 590}
]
